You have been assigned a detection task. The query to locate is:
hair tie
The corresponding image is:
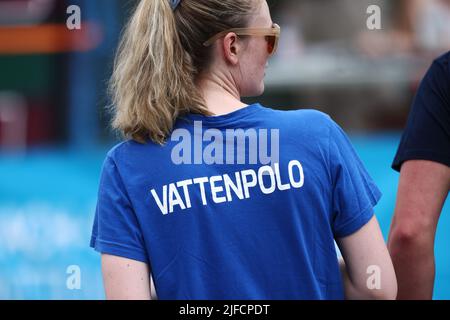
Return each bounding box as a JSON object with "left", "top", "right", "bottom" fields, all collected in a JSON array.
[{"left": 170, "top": 0, "right": 182, "bottom": 11}]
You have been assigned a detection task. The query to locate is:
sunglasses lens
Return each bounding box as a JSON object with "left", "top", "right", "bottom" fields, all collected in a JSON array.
[{"left": 265, "top": 36, "right": 276, "bottom": 55}]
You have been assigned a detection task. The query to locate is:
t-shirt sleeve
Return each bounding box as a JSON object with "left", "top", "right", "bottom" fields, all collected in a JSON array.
[
  {"left": 90, "top": 154, "right": 149, "bottom": 263},
  {"left": 392, "top": 53, "right": 450, "bottom": 172},
  {"left": 328, "top": 119, "right": 382, "bottom": 238}
]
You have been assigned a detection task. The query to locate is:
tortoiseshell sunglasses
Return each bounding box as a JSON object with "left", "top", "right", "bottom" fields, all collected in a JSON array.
[{"left": 203, "top": 23, "right": 281, "bottom": 57}]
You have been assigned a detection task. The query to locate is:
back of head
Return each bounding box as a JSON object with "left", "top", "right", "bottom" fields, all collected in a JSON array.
[{"left": 109, "top": 0, "right": 260, "bottom": 145}]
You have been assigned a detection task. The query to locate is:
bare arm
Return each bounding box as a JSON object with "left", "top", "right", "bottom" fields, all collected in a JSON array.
[
  {"left": 388, "top": 160, "right": 450, "bottom": 300},
  {"left": 337, "top": 216, "right": 397, "bottom": 300},
  {"left": 101, "top": 254, "right": 154, "bottom": 300}
]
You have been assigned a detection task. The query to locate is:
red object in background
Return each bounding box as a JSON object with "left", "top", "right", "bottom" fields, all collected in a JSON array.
[{"left": 26, "top": 100, "right": 55, "bottom": 145}]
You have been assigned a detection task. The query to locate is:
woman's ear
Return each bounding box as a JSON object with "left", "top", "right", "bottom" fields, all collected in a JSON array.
[{"left": 222, "top": 33, "right": 240, "bottom": 65}]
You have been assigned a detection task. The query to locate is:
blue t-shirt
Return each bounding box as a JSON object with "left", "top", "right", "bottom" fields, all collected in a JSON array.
[
  {"left": 392, "top": 51, "right": 450, "bottom": 171},
  {"left": 90, "top": 104, "right": 381, "bottom": 300}
]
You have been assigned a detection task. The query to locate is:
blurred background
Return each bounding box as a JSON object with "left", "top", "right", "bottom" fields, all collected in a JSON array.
[{"left": 0, "top": 0, "right": 449, "bottom": 299}]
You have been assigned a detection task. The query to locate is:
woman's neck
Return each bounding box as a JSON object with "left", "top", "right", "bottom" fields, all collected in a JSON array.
[{"left": 197, "top": 74, "right": 248, "bottom": 116}]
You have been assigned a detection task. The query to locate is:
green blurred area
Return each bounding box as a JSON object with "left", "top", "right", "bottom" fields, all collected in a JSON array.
[{"left": 0, "top": 55, "right": 58, "bottom": 95}]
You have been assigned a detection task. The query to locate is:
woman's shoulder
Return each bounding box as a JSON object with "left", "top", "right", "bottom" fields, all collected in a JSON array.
[
  {"left": 261, "top": 105, "right": 335, "bottom": 134},
  {"left": 262, "top": 105, "right": 330, "bottom": 120}
]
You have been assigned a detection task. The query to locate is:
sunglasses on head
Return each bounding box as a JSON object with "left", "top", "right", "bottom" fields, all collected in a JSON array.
[{"left": 203, "top": 23, "right": 281, "bottom": 57}]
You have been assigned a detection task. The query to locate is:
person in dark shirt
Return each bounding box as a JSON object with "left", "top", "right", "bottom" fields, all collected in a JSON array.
[{"left": 389, "top": 51, "right": 450, "bottom": 300}]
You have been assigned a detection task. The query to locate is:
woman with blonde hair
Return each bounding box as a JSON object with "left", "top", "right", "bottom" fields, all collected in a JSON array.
[{"left": 90, "top": 0, "right": 397, "bottom": 300}]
